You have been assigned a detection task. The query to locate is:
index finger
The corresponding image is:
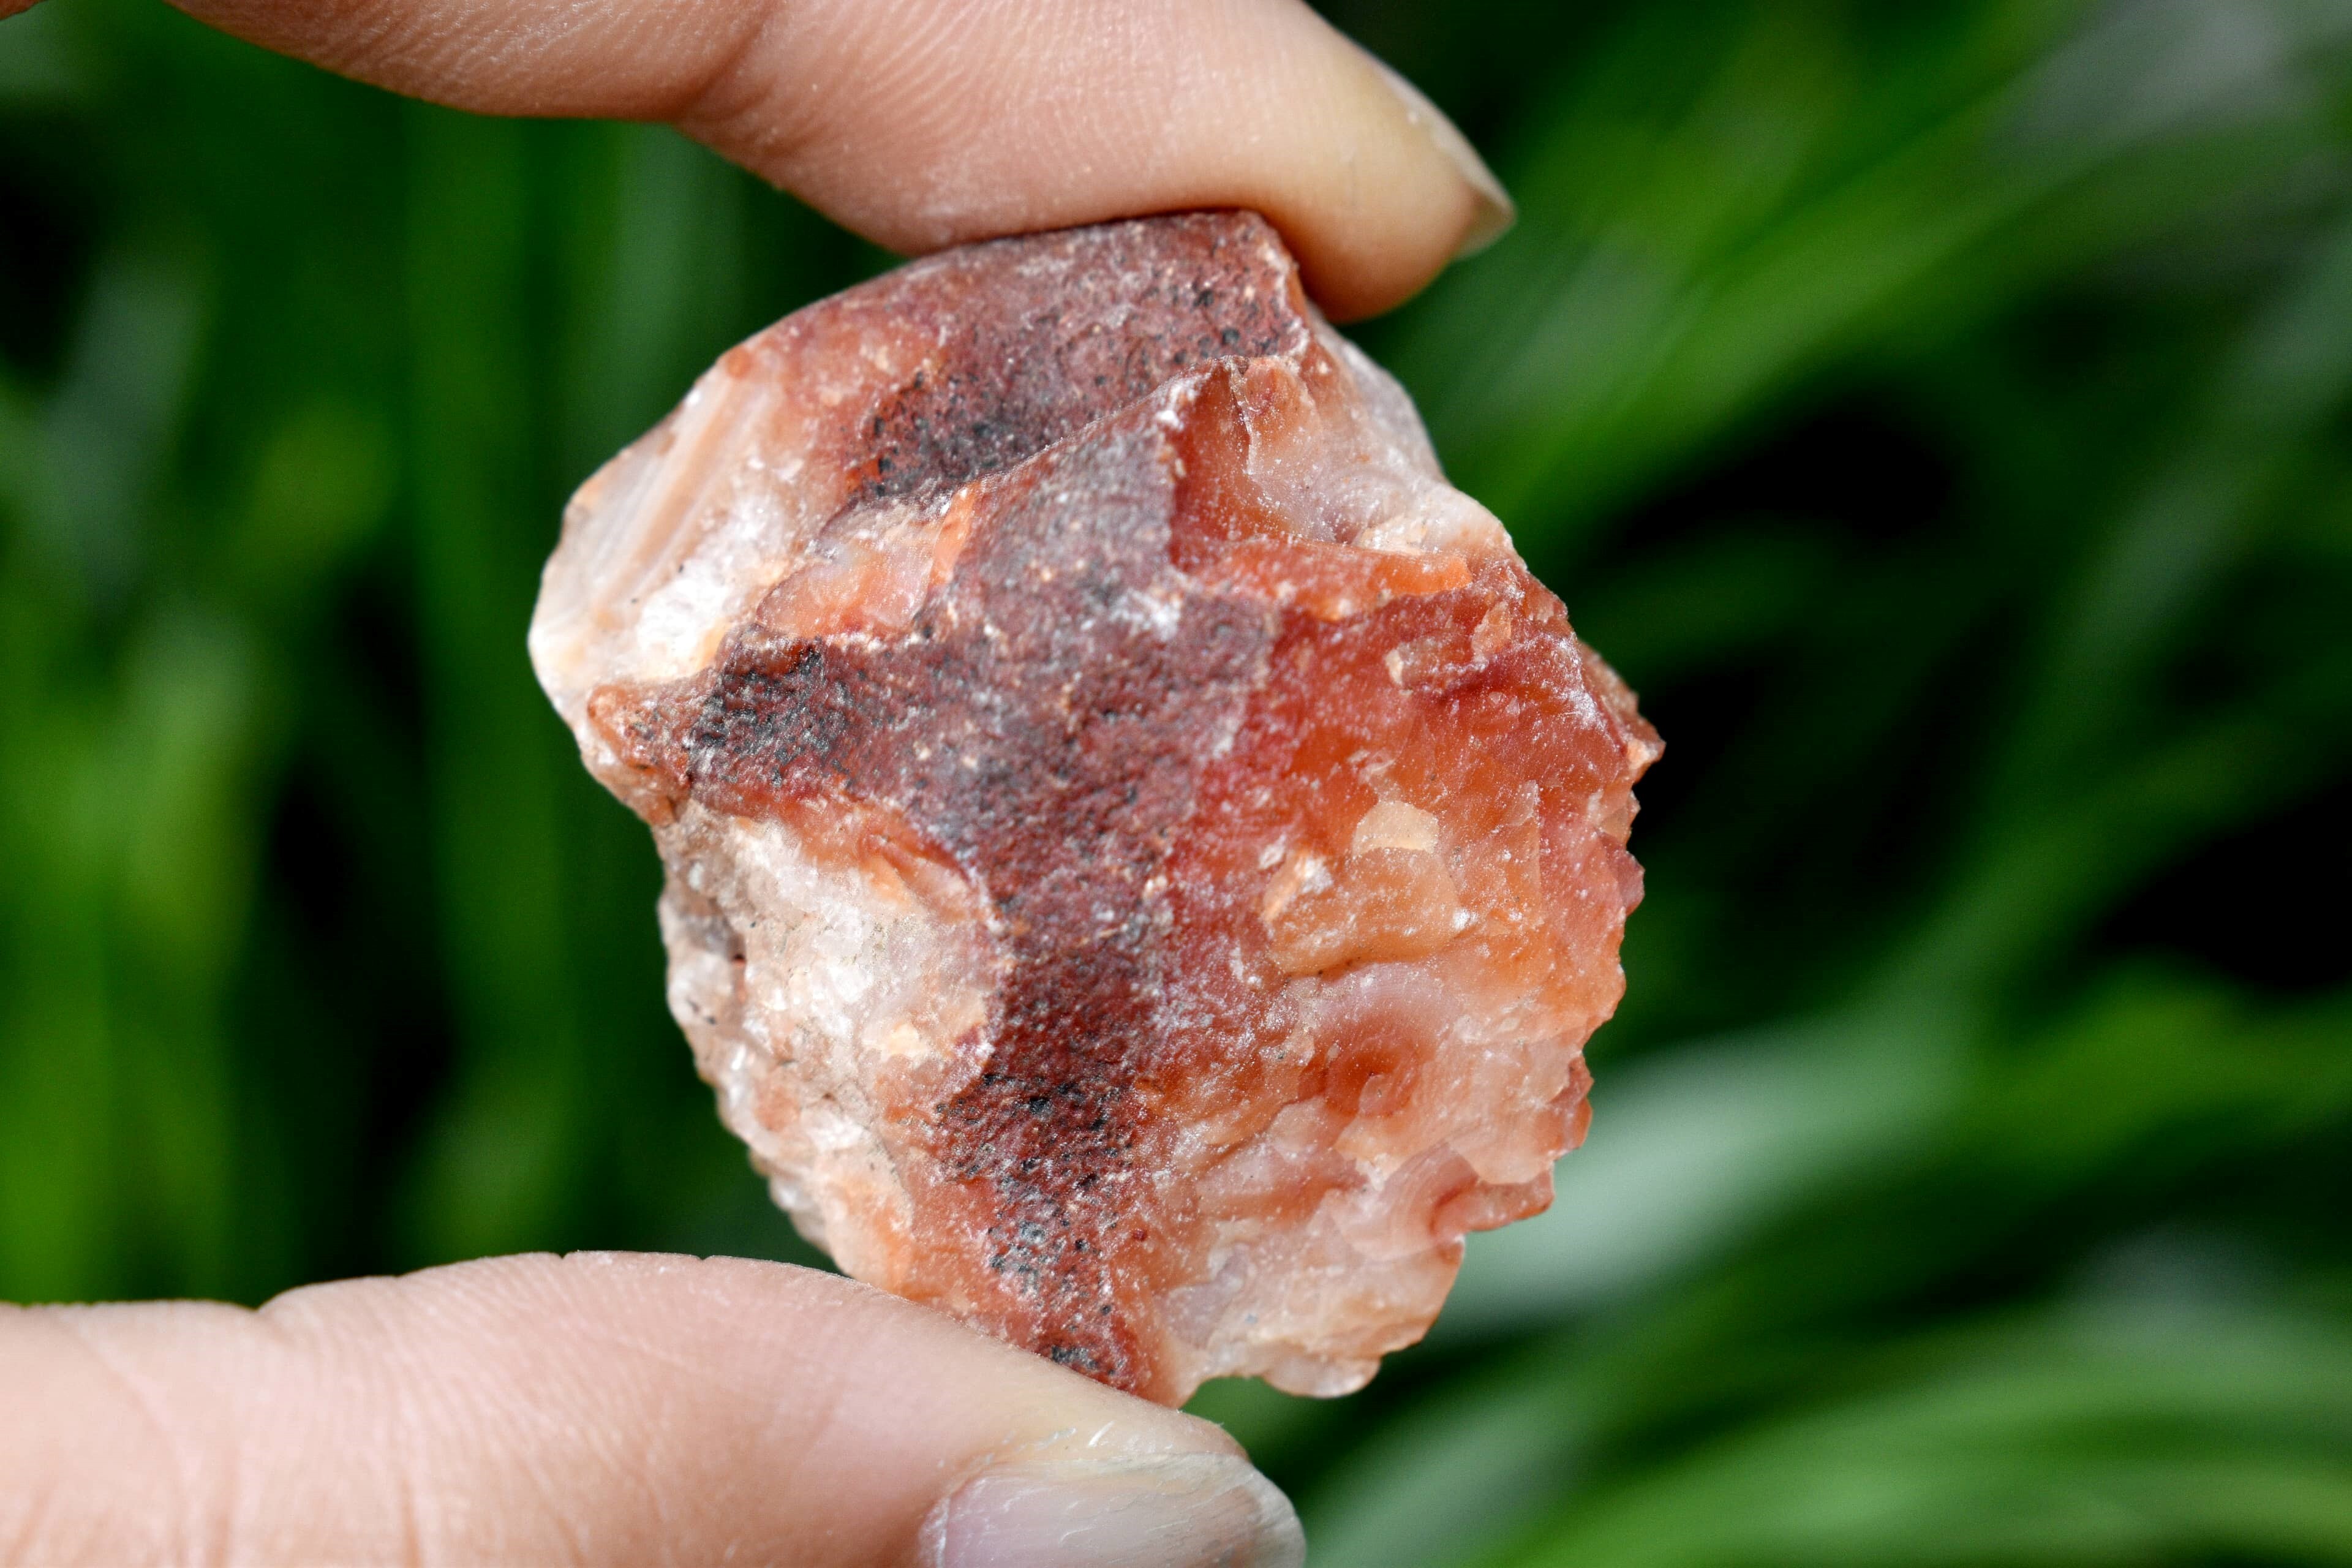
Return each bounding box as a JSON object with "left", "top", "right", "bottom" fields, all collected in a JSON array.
[{"left": 141, "top": 0, "right": 1510, "bottom": 320}]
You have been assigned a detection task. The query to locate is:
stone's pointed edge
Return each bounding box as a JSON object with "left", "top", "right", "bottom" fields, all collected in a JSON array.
[{"left": 530, "top": 211, "right": 1659, "bottom": 1406}]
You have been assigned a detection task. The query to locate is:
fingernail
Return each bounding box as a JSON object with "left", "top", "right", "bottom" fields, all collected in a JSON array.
[
  {"left": 1365, "top": 55, "right": 1517, "bottom": 259},
  {"left": 921, "top": 1453, "right": 1305, "bottom": 1568}
]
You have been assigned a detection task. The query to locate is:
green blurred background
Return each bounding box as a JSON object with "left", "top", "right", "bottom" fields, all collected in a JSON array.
[{"left": 5, "top": 0, "right": 2351, "bottom": 1560}]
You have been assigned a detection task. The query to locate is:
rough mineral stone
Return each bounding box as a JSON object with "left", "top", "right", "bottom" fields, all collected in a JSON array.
[{"left": 530, "top": 212, "right": 1659, "bottom": 1405}]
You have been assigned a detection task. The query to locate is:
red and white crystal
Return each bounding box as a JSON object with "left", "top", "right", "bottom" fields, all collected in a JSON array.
[{"left": 530, "top": 213, "right": 1658, "bottom": 1404}]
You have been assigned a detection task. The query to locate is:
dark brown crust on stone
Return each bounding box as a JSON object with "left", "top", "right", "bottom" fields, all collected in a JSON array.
[
  {"left": 611, "top": 409, "right": 1273, "bottom": 1385},
  {"left": 836, "top": 213, "right": 1308, "bottom": 505}
]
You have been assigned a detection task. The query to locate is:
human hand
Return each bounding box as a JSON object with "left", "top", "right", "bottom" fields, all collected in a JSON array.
[
  {"left": 4, "top": 1253, "right": 1302, "bottom": 1564},
  {"left": 0, "top": 1, "right": 1510, "bottom": 1561},
  {"left": 3, "top": 0, "right": 1511, "bottom": 320}
]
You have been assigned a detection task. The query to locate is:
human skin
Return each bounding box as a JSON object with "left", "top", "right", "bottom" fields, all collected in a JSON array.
[
  {"left": 0, "top": 1, "right": 1509, "bottom": 1563},
  {"left": 0, "top": 0, "right": 1509, "bottom": 322}
]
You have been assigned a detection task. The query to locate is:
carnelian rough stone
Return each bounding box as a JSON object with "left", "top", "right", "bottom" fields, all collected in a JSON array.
[{"left": 530, "top": 213, "right": 1659, "bottom": 1404}]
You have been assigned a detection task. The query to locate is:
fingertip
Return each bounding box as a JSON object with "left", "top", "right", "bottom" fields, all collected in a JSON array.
[
  {"left": 674, "top": 0, "right": 1509, "bottom": 320},
  {"left": 4, "top": 1253, "right": 1289, "bottom": 1566},
  {"left": 1359, "top": 52, "right": 1517, "bottom": 258},
  {"left": 160, "top": 0, "right": 1504, "bottom": 319}
]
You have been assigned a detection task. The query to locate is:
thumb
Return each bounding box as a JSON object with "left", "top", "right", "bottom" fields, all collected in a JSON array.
[
  {"left": 149, "top": 0, "right": 1509, "bottom": 320},
  {"left": 0, "top": 1251, "right": 1302, "bottom": 1567}
]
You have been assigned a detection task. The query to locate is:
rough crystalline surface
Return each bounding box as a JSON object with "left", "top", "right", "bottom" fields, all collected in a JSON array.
[{"left": 530, "top": 212, "right": 1659, "bottom": 1404}]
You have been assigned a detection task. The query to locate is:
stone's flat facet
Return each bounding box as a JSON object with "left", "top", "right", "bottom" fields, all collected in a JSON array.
[{"left": 530, "top": 213, "right": 1660, "bottom": 1405}]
